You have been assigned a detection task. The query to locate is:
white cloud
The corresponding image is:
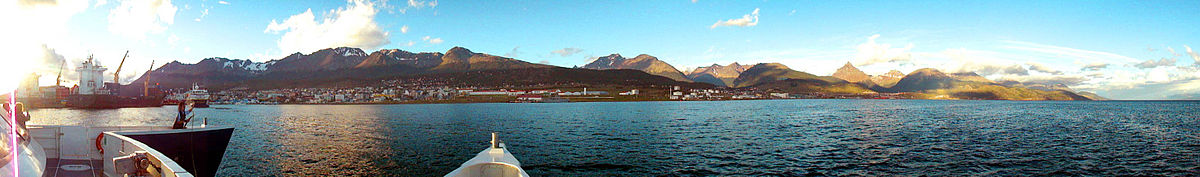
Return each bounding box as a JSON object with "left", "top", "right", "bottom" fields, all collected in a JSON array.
[
  {"left": 34, "top": 44, "right": 70, "bottom": 79},
  {"left": 420, "top": 35, "right": 442, "bottom": 44},
  {"left": 852, "top": 34, "right": 914, "bottom": 66},
  {"left": 1026, "top": 62, "right": 1063, "bottom": 75},
  {"left": 1147, "top": 67, "right": 1171, "bottom": 83},
  {"left": 1081, "top": 62, "right": 1109, "bottom": 71},
  {"left": 167, "top": 34, "right": 179, "bottom": 46},
  {"left": 504, "top": 46, "right": 520, "bottom": 58},
  {"left": 108, "top": 0, "right": 179, "bottom": 40},
  {"left": 551, "top": 48, "right": 583, "bottom": 57},
  {"left": 406, "top": 41, "right": 414, "bottom": 46},
  {"left": 218, "top": 1, "right": 229, "bottom": 5},
  {"left": 939, "top": 48, "right": 1028, "bottom": 75},
  {"left": 1002, "top": 40, "right": 1140, "bottom": 63},
  {"left": 17, "top": 0, "right": 58, "bottom": 6},
  {"left": 1133, "top": 58, "right": 1176, "bottom": 69},
  {"left": 407, "top": 0, "right": 436, "bottom": 8},
  {"left": 710, "top": 8, "right": 758, "bottom": 29},
  {"left": 265, "top": 0, "right": 390, "bottom": 54},
  {"left": 1167, "top": 46, "right": 1181, "bottom": 56},
  {"left": 0, "top": 0, "right": 92, "bottom": 90},
  {"left": 1170, "top": 79, "right": 1200, "bottom": 93},
  {"left": 193, "top": 7, "right": 208, "bottom": 21},
  {"left": 1186, "top": 45, "right": 1199, "bottom": 65},
  {"left": 691, "top": 0, "right": 698, "bottom": 3},
  {"left": 400, "top": 25, "right": 409, "bottom": 33},
  {"left": 1002, "top": 75, "right": 1087, "bottom": 86}
]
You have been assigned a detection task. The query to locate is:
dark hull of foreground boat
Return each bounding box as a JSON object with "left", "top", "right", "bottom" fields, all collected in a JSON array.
[{"left": 116, "top": 127, "right": 235, "bottom": 177}]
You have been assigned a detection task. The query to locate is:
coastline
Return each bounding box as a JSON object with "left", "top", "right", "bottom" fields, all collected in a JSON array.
[{"left": 208, "top": 97, "right": 1121, "bottom": 106}]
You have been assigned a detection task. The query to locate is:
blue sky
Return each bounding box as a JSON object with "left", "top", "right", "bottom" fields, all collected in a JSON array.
[{"left": 4, "top": 0, "right": 1200, "bottom": 99}]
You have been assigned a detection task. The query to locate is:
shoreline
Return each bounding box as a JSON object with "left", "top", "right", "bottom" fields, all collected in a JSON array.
[{"left": 208, "top": 98, "right": 1127, "bottom": 106}]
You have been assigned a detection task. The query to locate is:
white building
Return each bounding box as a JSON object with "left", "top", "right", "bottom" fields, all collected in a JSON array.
[
  {"left": 76, "top": 55, "right": 109, "bottom": 95},
  {"left": 618, "top": 89, "right": 639, "bottom": 95}
]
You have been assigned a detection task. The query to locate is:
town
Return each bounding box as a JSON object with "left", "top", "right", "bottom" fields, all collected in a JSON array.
[{"left": 185, "top": 77, "right": 914, "bottom": 105}]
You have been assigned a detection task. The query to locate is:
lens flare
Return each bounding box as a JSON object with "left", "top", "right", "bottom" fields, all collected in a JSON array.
[{"left": 8, "top": 90, "right": 17, "bottom": 176}]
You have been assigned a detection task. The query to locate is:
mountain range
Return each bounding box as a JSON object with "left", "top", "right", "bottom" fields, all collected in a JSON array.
[
  {"left": 734, "top": 62, "right": 1094, "bottom": 100},
  {"left": 581, "top": 54, "right": 691, "bottom": 82},
  {"left": 735, "top": 63, "right": 874, "bottom": 94},
  {"left": 140, "top": 46, "right": 1104, "bottom": 100},
  {"left": 134, "top": 47, "right": 703, "bottom": 90},
  {"left": 685, "top": 62, "right": 748, "bottom": 87}
]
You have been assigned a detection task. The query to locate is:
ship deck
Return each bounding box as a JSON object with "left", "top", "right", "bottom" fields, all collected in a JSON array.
[{"left": 42, "top": 158, "right": 103, "bottom": 177}]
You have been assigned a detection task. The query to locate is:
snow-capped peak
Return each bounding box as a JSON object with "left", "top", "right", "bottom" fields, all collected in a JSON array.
[
  {"left": 334, "top": 47, "right": 367, "bottom": 57},
  {"left": 222, "top": 59, "right": 269, "bottom": 72}
]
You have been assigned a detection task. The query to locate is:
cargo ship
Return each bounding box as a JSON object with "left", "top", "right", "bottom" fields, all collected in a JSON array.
[
  {"left": 15, "top": 73, "right": 70, "bottom": 108},
  {"left": 65, "top": 53, "right": 165, "bottom": 109}
]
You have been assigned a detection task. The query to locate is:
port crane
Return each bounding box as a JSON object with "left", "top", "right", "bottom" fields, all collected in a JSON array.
[
  {"left": 113, "top": 51, "right": 128, "bottom": 84},
  {"left": 55, "top": 61, "right": 63, "bottom": 86},
  {"left": 144, "top": 60, "right": 155, "bottom": 96}
]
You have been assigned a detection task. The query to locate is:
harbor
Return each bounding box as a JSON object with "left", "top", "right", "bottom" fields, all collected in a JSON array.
[
  {"left": 6, "top": 0, "right": 1200, "bottom": 176},
  {"left": 19, "top": 100, "right": 1200, "bottom": 176}
]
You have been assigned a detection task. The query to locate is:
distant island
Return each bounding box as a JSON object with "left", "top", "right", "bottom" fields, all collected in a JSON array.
[{"left": 134, "top": 46, "right": 1106, "bottom": 104}]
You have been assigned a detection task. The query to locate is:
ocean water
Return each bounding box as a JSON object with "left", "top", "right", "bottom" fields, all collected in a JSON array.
[{"left": 28, "top": 100, "right": 1200, "bottom": 176}]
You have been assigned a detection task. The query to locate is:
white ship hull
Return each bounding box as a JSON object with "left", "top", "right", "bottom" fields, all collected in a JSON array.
[{"left": 445, "top": 133, "right": 529, "bottom": 177}]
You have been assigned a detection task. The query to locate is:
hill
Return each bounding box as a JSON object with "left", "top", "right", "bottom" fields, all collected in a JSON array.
[
  {"left": 831, "top": 62, "right": 871, "bottom": 83},
  {"left": 582, "top": 54, "right": 691, "bottom": 82},
  {"left": 686, "top": 62, "right": 747, "bottom": 87},
  {"left": 1077, "top": 91, "right": 1109, "bottom": 100},
  {"left": 949, "top": 72, "right": 994, "bottom": 83},
  {"left": 886, "top": 68, "right": 1089, "bottom": 100},
  {"left": 354, "top": 49, "right": 443, "bottom": 69},
  {"left": 130, "top": 57, "right": 262, "bottom": 89},
  {"left": 734, "top": 63, "right": 825, "bottom": 88},
  {"left": 733, "top": 63, "right": 873, "bottom": 94},
  {"left": 269, "top": 47, "right": 368, "bottom": 72},
  {"left": 432, "top": 47, "right": 552, "bottom": 72},
  {"left": 889, "top": 68, "right": 958, "bottom": 92},
  {"left": 404, "top": 67, "right": 711, "bottom": 88},
  {"left": 869, "top": 70, "right": 905, "bottom": 87}
]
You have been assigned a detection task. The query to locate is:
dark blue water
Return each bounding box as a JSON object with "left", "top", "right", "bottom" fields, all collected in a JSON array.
[{"left": 30, "top": 100, "right": 1200, "bottom": 176}]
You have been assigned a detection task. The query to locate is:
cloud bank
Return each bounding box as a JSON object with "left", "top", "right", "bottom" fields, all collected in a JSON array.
[
  {"left": 108, "top": 0, "right": 178, "bottom": 39},
  {"left": 710, "top": 8, "right": 758, "bottom": 29},
  {"left": 265, "top": 0, "right": 389, "bottom": 54},
  {"left": 551, "top": 48, "right": 583, "bottom": 57},
  {"left": 853, "top": 34, "right": 913, "bottom": 66}
]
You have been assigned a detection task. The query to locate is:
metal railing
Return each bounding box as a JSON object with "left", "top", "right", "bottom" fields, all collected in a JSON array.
[{"left": 102, "top": 131, "right": 193, "bottom": 177}]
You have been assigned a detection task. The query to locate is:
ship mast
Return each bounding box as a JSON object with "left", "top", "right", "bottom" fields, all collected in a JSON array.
[
  {"left": 144, "top": 60, "right": 154, "bottom": 96},
  {"left": 113, "top": 50, "right": 129, "bottom": 84}
]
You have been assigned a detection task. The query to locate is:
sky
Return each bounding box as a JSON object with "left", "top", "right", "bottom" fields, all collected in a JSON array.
[{"left": 3, "top": 0, "right": 1200, "bottom": 100}]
